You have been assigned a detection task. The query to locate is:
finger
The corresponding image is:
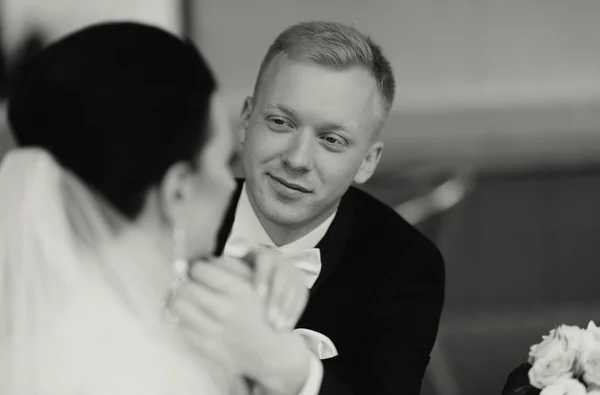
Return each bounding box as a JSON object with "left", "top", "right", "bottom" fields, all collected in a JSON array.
[
  {"left": 217, "top": 256, "right": 254, "bottom": 282},
  {"left": 288, "top": 288, "right": 309, "bottom": 329},
  {"left": 272, "top": 288, "right": 296, "bottom": 330},
  {"left": 177, "top": 325, "right": 233, "bottom": 370},
  {"left": 249, "top": 250, "right": 276, "bottom": 301},
  {"left": 173, "top": 281, "right": 231, "bottom": 322},
  {"left": 278, "top": 279, "right": 308, "bottom": 330},
  {"left": 267, "top": 269, "right": 289, "bottom": 327},
  {"left": 171, "top": 296, "right": 222, "bottom": 336},
  {"left": 189, "top": 262, "right": 252, "bottom": 295},
  {"left": 279, "top": 286, "right": 304, "bottom": 330}
]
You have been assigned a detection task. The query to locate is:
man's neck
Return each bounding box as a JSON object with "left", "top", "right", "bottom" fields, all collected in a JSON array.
[{"left": 248, "top": 198, "right": 338, "bottom": 247}]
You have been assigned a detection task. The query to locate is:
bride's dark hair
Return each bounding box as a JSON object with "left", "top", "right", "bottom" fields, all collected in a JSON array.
[{"left": 7, "top": 22, "right": 217, "bottom": 220}]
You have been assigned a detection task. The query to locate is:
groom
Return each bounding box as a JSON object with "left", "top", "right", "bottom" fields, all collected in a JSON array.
[{"left": 185, "top": 21, "right": 445, "bottom": 395}]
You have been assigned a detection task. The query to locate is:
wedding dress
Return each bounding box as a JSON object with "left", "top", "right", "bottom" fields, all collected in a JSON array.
[{"left": 0, "top": 148, "right": 243, "bottom": 395}]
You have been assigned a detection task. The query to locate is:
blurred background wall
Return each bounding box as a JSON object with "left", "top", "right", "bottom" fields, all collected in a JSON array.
[
  {"left": 2, "top": 1, "right": 600, "bottom": 394},
  {"left": 2, "top": 0, "right": 180, "bottom": 55}
]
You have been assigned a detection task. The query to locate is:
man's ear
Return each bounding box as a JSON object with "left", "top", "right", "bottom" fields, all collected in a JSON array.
[
  {"left": 353, "top": 141, "right": 384, "bottom": 185},
  {"left": 238, "top": 96, "right": 254, "bottom": 144},
  {"left": 158, "top": 161, "right": 196, "bottom": 225}
]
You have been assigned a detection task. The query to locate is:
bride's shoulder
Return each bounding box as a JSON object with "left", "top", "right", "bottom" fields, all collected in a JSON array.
[
  {"left": 52, "top": 304, "right": 167, "bottom": 389},
  {"left": 502, "top": 363, "right": 541, "bottom": 395},
  {"left": 50, "top": 297, "right": 221, "bottom": 395}
]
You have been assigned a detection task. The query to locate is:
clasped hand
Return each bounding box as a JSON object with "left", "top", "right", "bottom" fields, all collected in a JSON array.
[{"left": 170, "top": 250, "right": 312, "bottom": 395}]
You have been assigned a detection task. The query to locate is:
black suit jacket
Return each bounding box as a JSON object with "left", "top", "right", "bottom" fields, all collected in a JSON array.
[
  {"left": 215, "top": 180, "right": 445, "bottom": 395},
  {"left": 502, "top": 364, "right": 541, "bottom": 395}
]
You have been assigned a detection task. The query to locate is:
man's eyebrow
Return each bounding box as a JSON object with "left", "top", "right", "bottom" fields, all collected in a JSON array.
[
  {"left": 321, "top": 121, "right": 352, "bottom": 134},
  {"left": 265, "top": 102, "right": 297, "bottom": 118}
]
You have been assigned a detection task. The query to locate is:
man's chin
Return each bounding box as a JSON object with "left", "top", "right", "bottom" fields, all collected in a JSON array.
[
  {"left": 273, "top": 213, "right": 309, "bottom": 228},
  {"left": 250, "top": 180, "right": 312, "bottom": 222},
  {"left": 260, "top": 198, "right": 309, "bottom": 226}
]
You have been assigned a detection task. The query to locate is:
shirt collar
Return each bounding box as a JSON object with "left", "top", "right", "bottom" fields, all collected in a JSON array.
[{"left": 226, "top": 182, "right": 336, "bottom": 252}]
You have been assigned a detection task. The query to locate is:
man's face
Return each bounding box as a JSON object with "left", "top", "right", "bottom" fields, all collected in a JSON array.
[{"left": 240, "top": 55, "right": 384, "bottom": 228}]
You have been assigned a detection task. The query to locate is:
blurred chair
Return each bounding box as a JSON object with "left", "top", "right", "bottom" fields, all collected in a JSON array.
[
  {"left": 395, "top": 165, "right": 475, "bottom": 251},
  {"left": 397, "top": 165, "right": 475, "bottom": 395},
  {"left": 362, "top": 164, "right": 476, "bottom": 395}
]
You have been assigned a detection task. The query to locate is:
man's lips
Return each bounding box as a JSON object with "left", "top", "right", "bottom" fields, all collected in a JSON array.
[{"left": 268, "top": 174, "right": 312, "bottom": 193}]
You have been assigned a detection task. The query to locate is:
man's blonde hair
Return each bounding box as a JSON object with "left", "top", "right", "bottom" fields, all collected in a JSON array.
[{"left": 253, "top": 21, "right": 396, "bottom": 131}]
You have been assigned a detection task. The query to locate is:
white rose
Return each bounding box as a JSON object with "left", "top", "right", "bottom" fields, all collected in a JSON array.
[
  {"left": 539, "top": 378, "right": 586, "bottom": 395},
  {"left": 573, "top": 324, "right": 599, "bottom": 375},
  {"left": 576, "top": 322, "right": 600, "bottom": 384},
  {"left": 530, "top": 325, "right": 586, "bottom": 359},
  {"left": 587, "top": 321, "right": 600, "bottom": 343},
  {"left": 560, "top": 325, "right": 586, "bottom": 351},
  {"left": 581, "top": 347, "right": 600, "bottom": 386},
  {"left": 529, "top": 326, "right": 580, "bottom": 362},
  {"left": 584, "top": 321, "right": 600, "bottom": 345},
  {"left": 529, "top": 327, "right": 577, "bottom": 389}
]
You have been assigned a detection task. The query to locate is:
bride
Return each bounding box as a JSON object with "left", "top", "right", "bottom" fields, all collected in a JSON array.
[{"left": 0, "top": 22, "right": 251, "bottom": 394}]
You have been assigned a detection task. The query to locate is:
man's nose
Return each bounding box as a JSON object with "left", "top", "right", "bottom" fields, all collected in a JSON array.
[{"left": 282, "top": 129, "right": 313, "bottom": 173}]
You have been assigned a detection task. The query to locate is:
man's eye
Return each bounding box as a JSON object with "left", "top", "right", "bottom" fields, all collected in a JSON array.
[
  {"left": 268, "top": 117, "right": 289, "bottom": 128},
  {"left": 323, "top": 135, "right": 344, "bottom": 145}
]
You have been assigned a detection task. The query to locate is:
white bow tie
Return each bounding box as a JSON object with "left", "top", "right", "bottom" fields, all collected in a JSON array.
[{"left": 223, "top": 237, "right": 322, "bottom": 289}]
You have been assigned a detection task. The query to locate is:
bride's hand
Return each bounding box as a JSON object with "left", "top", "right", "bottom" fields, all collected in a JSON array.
[
  {"left": 203, "top": 253, "right": 308, "bottom": 331},
  {"left": 172, "top": 262, "right": 312, "bottom": 394},
  {"left": 243, "top": 249, "right": 309, "bottom": 332},
  {"left": 213, "top": 255, "right": 254, "bottom": 282}
]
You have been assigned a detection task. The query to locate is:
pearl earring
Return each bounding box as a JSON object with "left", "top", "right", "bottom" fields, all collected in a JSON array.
[
  {"left": 162, "top": 225, "right": 188, "bottom": 328},
  {"left": 172, "top": 225, "right": 188, "bottom": 282}
]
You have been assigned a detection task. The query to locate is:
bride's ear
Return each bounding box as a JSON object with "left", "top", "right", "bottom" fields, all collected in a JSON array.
[{"left": 158, "top": 161, "right": 195, "bottom": 225}]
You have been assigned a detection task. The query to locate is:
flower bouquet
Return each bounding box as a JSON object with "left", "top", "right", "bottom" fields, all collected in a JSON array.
[{"left": 503, "top": 322, "right": 600, "bottom": 395}]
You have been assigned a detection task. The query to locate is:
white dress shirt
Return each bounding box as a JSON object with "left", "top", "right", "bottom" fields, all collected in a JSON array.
[{"left": 223, "top": 182, "right": 337, "bottom": 395}]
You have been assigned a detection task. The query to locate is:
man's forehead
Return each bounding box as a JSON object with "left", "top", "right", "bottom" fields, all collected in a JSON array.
[
  {"left": 262, "top": 74, "right": 378, "bottom": 124},
  {"left": 260, "top": 54, "right": 374, "bottom": 92}
]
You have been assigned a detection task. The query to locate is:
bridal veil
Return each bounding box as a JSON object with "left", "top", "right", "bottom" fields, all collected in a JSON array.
[{"left": 0, "top": 148, "right": 235, "bottom": 394}]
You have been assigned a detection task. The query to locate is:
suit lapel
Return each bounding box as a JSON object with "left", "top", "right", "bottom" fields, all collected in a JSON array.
[
  {"left": 310, "top": 189, "right": 355, "bottom": 294},
  {"left": 214, "top": 179, "right": 244, "bottom": 256},
  {"left": 214, "top": 179, "right": 356, "bottom": 293}
]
